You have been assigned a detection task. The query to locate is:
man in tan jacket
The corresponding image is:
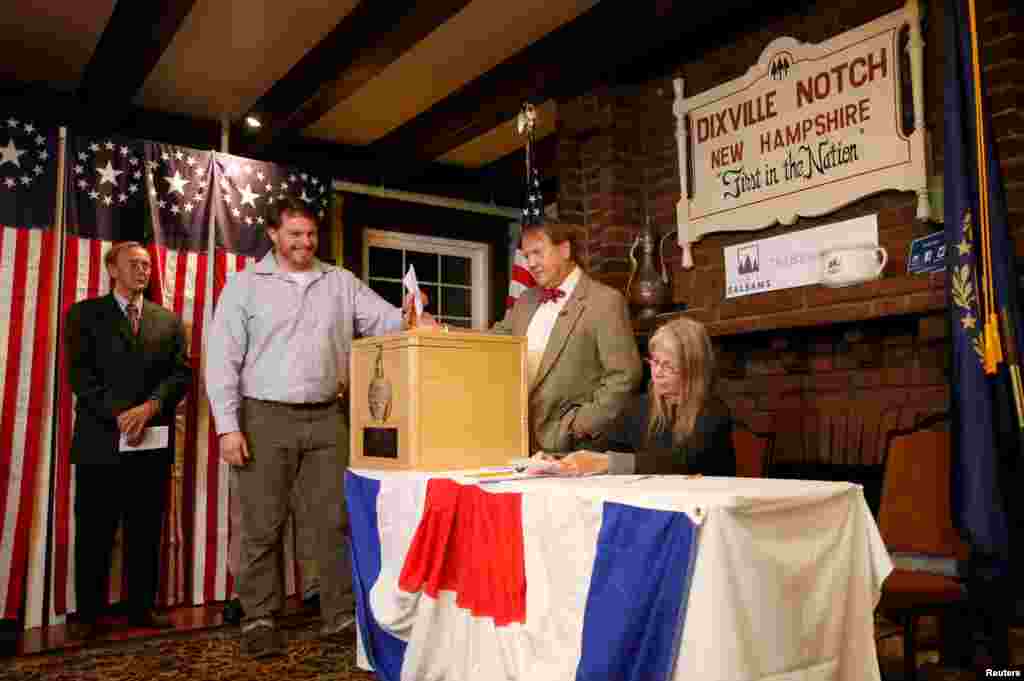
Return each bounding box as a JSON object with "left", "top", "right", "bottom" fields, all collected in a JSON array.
[{"left": 494, "top": 223, "right": 642, "bottom": 453}]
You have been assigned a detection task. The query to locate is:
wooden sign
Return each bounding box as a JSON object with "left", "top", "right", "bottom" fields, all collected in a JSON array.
[{"left": 673, "top": 0, "right": 930, "bottom": 266}]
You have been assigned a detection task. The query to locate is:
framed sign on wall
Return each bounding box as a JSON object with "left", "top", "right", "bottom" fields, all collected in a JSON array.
[{"left": 673, "top": 0, "right": 930, "bottom": 267}]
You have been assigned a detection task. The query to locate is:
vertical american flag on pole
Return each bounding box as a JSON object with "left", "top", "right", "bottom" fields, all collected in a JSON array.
[
  {"left": 210, "top": 152, "right": 331, "bottom": 600},
  {"left": 53, "top": 135, "right": 149, "bottom": 620},
  {"left": 143, "top": 142, "right": 214, "bottom": 608},
  {"left": 0, "top": 116, "right": 59, "bottom": 627},
  {"left": 507, "top": 103, "right": 540, "bottom": 309}
]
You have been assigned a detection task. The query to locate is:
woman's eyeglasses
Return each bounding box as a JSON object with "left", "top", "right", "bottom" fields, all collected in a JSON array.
[{"left": 645, "top": 357, "right": 680, "bottom": 375}]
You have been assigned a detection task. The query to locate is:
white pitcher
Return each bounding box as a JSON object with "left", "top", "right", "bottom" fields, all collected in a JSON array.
[{"left": 820, "top": 245, "right": 887, "bottom": 287}]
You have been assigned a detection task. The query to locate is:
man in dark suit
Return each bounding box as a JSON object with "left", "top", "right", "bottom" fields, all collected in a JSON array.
[{"left": 65, "top": 241, "right": 191, "bottom": 640}]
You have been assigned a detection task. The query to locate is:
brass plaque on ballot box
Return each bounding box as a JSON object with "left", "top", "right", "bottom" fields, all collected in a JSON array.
[{"left": 349, "top": 329, "right": 528, "bottom": 471}]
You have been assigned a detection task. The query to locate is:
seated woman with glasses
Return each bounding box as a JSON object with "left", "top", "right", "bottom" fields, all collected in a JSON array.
[{"left": 543, "top": 316, "right": 736, "bottom": 476}]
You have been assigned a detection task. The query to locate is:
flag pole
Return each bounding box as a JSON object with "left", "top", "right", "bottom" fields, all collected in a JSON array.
[
  {"left": 41, "top": 125, "right": 69, "bottom": 629},
  {"left": 967, "top": 0, "right": 1004, "bottom": 374},
  {"left": 998, "top": 308, "right": 1024, "bottom": 429}
]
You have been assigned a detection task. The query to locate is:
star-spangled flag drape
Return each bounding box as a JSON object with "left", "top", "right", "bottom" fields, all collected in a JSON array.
[
  {"left": 144, "top": 143, "right": 213, "bottom": 256},
  {"left": 143, "top": 142, "right": 215, "bottom": 607},
  {"left": 65, "top": 136, "right": 148, "bottom": 243},
  {"left": 0, "top": 116, "right": 56, "bottom": 228},
  {"left": 507, "top": 124, "right": 542, "bottom": 310},
  {"left": 50, "top": 138, "right": 217, "bottom": 619},
  {"left": 0, "top": 116, "right": 59, "bottom": 624},
  {"left": 521, "top": 164, "right": 543, "bottom": 227},
  {"left": 53, "top": 135, "right": 152, "bottom": 618},
  {"left": 944, "top": 0, "right": 1023, "bottom": 560},
  {"left": 506, "top": 244, "right": 536, "bottom": 310},
  {"left": 211, "top": 152, "right": 330, "bottom": 259}
]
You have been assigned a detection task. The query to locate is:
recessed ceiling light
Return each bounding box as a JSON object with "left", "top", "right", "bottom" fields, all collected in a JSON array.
[{"left": 245, "top": 115, "right": 262, "bottom": 129}]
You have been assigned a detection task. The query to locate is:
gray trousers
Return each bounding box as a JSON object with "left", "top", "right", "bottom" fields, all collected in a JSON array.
[
  {"left": 228, "top": 471, "right": 320, "bottom": 597},
  {"left": 236, "top": 398, "right": 351, "bottom": 628}
]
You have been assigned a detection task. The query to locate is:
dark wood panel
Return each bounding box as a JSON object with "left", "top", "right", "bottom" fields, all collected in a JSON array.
[
  {"left": 77, "top": 0, "right": 198, "bottom": 121},
  {"left": 241, "top": 0, "right": 473, "bottom": 152},
  {"left": 366, "top": 0, "right": 759, "bottom": 165}
]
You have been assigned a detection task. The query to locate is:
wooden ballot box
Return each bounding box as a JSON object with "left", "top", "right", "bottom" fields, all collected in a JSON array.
[{"left": 349, "top": 329, "right": 528, "bottom": 471}]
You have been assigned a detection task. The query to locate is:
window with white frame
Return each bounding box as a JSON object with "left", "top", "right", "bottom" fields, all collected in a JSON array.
[{"left": 362, "top": 229, "right": 490, "bottom": 329}]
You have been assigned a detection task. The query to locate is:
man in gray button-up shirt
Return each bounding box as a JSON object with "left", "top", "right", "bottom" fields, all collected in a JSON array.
[{"left": 206, "top": 197, "right": 423, "bottom": 657}]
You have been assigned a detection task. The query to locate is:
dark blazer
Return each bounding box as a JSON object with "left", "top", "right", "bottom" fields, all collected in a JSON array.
[
  {"left": 606, "top": 393, "right": 736, "bottom": 476},
  {"left": 65, "top": 293, "right": 192, "bottom": 465}
]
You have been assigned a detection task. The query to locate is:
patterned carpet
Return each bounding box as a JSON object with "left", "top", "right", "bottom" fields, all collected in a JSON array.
[
  {"left": 1, "top": 614, "right": 1020, "bottom": 681},
  {"left": 0, "top": 616, "right": 374, "bottom": 681}
]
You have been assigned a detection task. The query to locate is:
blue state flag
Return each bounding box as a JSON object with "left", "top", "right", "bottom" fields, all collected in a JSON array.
[{"left": 944, "top": 0, "right": 1023, "bottom": 559}]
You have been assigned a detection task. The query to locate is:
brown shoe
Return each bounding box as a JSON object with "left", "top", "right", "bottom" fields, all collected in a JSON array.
[
  {"left": 240, "top": 620, "right": 285, "bottom": 659},
  {"left": 320, "top": 615, "right": 355, "bottom": 639},
  {"left": 68, "top": 619, "right": 98, "bottom": 641},
  {"left": 129, "top": 609, "right": 173, "bottom": 629}
]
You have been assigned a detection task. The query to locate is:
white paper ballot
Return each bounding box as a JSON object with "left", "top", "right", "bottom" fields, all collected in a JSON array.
[
  {"left": 119, "top": 426, "right": 170, "bottom": 453},
  {"left": 402, "top": 265, "right": 424, "bottom": 318}
]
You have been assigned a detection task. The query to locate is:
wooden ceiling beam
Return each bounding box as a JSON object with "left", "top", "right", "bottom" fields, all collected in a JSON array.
[
  {"left": 239, "top": 0, "right": 473, "bottom": 154},
  {"left": 363, "top": 0, "right": 686, "bottom": 164},
  {"left": 482, "top": 133, "right": 560, "bottom": 184},
  {"left": 367, "top": 0, "right": 808, "bottom": 170},
  {"left": 76, "top": 0, "right": 198, "bottom": 123}
]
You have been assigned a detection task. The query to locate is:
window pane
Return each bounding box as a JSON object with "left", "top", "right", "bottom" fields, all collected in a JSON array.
[
  {"left": 421, "top": 284, "right": 438, "bottom": 315},
  {"left": 368, "top": 246, "right": 403, "bottom": 280},
  {"left": 406, "top": 251, "right": 439, "bottom": 283},
  {"left": 441, "top": 286, "right": 471, "bottom": 318},
  {"left": 369, "top": 279, "right": 403, "bottom": 307},
  {"left": 442, "top": 255, "right": 471, "bottom": 286}
]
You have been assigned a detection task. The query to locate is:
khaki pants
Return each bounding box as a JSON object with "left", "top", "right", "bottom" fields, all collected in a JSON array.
[
  {"left": 228, "top": 472, "right": 320, "bottom": 598},
  {"left": 235, "top": 398, "right": 351, "bottom": 628}
]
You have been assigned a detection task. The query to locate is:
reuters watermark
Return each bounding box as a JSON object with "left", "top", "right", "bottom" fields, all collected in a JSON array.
[{"left": 986, "top": 670, "right": 1022, "bottom": 678}]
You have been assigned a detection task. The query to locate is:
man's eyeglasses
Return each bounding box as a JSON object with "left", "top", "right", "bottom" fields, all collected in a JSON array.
[{"left": 645, "top": 357, "right": 680, "bottom": 375}]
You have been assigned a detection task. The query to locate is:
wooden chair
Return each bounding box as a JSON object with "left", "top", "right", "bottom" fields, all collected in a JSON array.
[
  {"left": 875, "top": 423, "right": 968, "bottom": 681},
  {"left": 731, "top": 421, "right": 774, "bottom": 478}
]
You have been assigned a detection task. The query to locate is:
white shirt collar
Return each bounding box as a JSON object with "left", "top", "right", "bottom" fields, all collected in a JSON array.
[
  {"left": 113, "top": 290, "right": 142, "bottom": 314},
  {"left": 554, "top": 265, "right": 581, "bottom": 297}
]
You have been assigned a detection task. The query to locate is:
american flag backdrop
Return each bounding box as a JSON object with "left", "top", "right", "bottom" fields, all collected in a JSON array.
[
  {"left": 507, "top": 246, "right": 536, "bottom": 310},
  {"left": 209, "top": 152, "right": 332, "bottom": 600},
  {"left": 143, "top": 142, "right": 215, "bottom": 608},
  {"left": 143, "top": 139, "right": 215, "bottom": 606},
  {"left": 212, "top": 151, "right": 329, "bottom": 256},
  {"left": 506, "top": 109, "right": 542, "bottom": 310},
  {"left": 52, "top": 135, "right": 150, "bottom": 620},
  {"left": 1, "top": 127, "right": 338, "bottom": 628},
  {"left": 50, "top": 137, "right": 217, "bottom": 623},
  {"left": 0, "top": 116, "right": 59, "bottom": 627}
]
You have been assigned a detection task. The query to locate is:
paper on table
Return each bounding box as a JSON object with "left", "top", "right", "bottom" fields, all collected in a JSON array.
[
  {"left": 508, "top": 458, "right": 562, "bottom": 475},
  {"left": 119, "top": 426, "right": 170, "bottom": 453},
  {"left": 402, "top": 265, "right": 424, "bottom": 318}
]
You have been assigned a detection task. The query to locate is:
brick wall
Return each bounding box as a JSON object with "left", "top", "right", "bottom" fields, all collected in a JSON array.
[
  {"left": 715, "top": 312, "right": 949, "bottom": 465},
  {"left": 553, "top": 0, "right": 1023, "bottom": 465},
  {"left": 980, "top": 0, "right": 1024, "bottom": 255}
]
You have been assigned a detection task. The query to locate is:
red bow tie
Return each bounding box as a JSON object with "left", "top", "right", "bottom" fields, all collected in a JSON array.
[{"left": 539, "top": 287, "right": 566, "bottom": 304}]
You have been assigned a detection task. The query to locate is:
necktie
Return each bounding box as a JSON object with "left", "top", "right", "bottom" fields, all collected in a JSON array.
[
  {"left": 126, "top": 302, "right": 140, "bottom": 336},
  {"left": 539, "top": 288, "right": 565, "bottom": 304}
]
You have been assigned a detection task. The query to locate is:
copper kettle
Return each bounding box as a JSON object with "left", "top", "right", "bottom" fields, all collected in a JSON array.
[{"left": 626, "top": 221, "right": 672, "bottom": 322}]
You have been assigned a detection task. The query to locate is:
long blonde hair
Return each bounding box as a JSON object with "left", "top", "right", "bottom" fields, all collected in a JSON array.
[{"left": 646, "top": 317, "right": 715, "bottom": 446}]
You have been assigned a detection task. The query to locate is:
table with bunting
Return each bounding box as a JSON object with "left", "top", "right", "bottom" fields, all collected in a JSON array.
[{"left": 345, "top": 469, "right": 892, "bottom": 681}]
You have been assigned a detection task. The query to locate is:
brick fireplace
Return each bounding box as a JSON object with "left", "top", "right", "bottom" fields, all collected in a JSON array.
[{"left": 547, "top": 0, "right": 1021, "bottom": 479}]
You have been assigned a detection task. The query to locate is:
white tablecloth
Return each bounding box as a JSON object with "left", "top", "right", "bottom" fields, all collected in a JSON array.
[{"left": 350, "top": 472, "right": 892, "bottom": 681}]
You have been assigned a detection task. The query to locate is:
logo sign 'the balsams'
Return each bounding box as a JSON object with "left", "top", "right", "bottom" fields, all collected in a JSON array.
[{"left": 673, "top": 0, "right": 930, "bottom": 255}]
